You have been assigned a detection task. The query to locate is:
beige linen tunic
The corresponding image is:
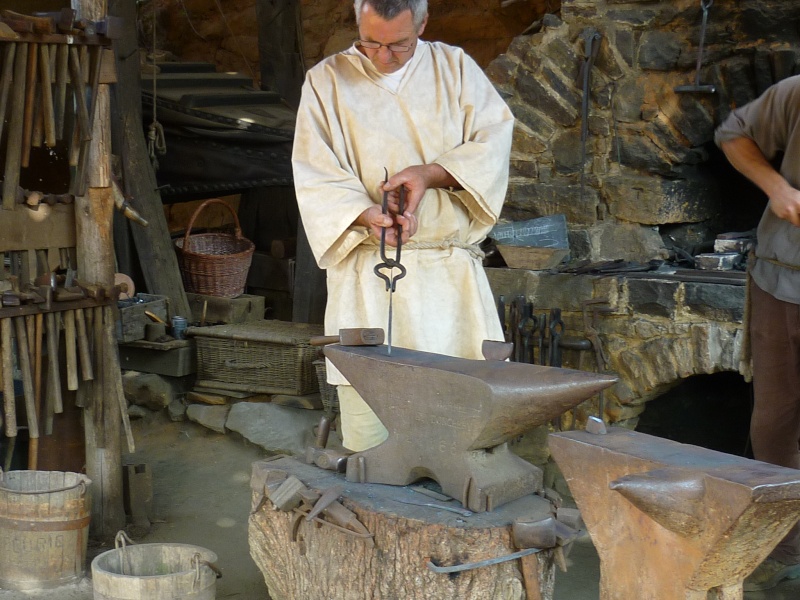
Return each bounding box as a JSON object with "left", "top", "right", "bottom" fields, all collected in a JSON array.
[{"left": 292, "top": 40, "right": 514, "bottom": 385}]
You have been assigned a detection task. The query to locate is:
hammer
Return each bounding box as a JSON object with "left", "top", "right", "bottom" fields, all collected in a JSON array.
[{"left": 310, "top": 327, "right": 384, "bottom": 347}]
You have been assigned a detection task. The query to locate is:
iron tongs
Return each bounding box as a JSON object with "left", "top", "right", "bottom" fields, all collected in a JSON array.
[{"left": 373, "top": 168, "right": 407, "bottom": 292}]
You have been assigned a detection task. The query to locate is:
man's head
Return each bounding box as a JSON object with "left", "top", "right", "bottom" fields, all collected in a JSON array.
[{"left": 354, "top": 0, "right": 429, "bottom": 74}]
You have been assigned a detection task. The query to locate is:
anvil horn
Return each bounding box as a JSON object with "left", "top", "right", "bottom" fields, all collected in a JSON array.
[{"left": 610, "top": 468, "right": 707, "bottom": 537}]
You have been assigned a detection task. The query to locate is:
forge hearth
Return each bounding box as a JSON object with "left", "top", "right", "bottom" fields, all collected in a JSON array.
[{"left": 487, "top": 267, "right": 746, "bottom": 431}]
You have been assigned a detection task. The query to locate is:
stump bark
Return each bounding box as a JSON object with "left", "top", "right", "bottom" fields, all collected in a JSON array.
[{"left": 248, "top": 457, "right": 557, "bottom": 600}]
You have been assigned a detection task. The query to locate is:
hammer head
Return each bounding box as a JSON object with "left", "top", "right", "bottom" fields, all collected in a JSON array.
[{"left": 339, "top": 327, "right": 384, "bottom": 346}]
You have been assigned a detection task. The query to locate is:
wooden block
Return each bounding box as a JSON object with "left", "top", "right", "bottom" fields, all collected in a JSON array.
[
  {"left": 496, "top": 245, "right": 569, "bottom": 270},
  {"left": 122, "top": 463, "right": 153, "bottom": 528},
  {"left": 187, "top": 390, "right": 228, "bottom": 405},
  {"left": 271, "top": 393, "right": 323, "bottom": 410},
  {"left": 116, "top": 294, "right": 168, "bottom": 343},
  {"left": 118, "top": 343, "right": 196, "bottom": 377},
  {"left": 268, "top": 475, "right": 307, "bottom": 511},
  {"left": 186, "top": 292, "right": 265, "bottom": 325}
]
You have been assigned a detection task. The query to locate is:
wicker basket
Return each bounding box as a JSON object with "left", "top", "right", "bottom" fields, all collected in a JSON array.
[
  {"left": 175, "top": 199, "right": 255, "bottom": 298},
  {"left": 190, "top": 320, "right": 324, "bottom": 395},
  {"left": 314, "top": 359, "right": 339, "bottom": 415}
]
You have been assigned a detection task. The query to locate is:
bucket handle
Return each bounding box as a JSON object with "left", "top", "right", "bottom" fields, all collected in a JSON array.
[
  {"left": 181, "top": 198, "right": 247, "bottom": 254},
  {"left": 0, "top": 476, "right": 87, "bottom": 496},
  {"left": 115, "top": 530, "right": 136, "bottom": 576},
  {"left": 192, "top": 552, "right": 223, "bottom": 589}
]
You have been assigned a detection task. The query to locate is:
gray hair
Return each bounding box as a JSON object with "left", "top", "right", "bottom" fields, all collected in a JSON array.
[{"left": 354, "top": 0, "right": 428, "bottom": 29}]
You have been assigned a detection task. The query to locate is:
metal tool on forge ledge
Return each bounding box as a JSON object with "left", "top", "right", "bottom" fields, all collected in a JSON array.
[{"left": 373, "top": 168, "right": 407, "bottom": 354}]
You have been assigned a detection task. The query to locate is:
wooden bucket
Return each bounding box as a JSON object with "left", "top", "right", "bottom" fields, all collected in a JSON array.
[
  {"left": 0, "top": 469, "right": 92, "bottom": 590},
  {"left": 92, "top": 533, "right": 219, "bottom": 600}
]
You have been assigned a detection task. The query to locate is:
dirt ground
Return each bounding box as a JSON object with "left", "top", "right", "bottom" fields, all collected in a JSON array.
[
  {"left": 0, "top": 411, "right": 271, "bottom": 600},
  {"left": 2, "top": 412, "right": 800, "bottom": 599}
]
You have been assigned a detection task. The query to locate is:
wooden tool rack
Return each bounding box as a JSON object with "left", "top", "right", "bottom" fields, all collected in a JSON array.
[{"left": 0, "top": 5, "right": 128, "bottom": 538}]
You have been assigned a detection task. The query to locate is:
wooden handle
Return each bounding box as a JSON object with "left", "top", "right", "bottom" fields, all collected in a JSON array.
[
  {"left": 14, "top": 316, "right": 39, "bottom": 439},
  {"left": 310, "top": 335, "right": 340, "bottom": 346},
  {"left": 21, "top": 42, "right": 38, "bottom": 168},
  {"left": 38, "top": 43, "right": 55, "bottom": 148},
  {"left": 75, "top": 307, "right": 93, "bottom": 381},
  {"left": 2, "top": 318, "right": 17, "bottom": 437},
  {"left": 3, "top": 42, "right": 27, "bottom": 210},
  {"left": 45, "top": 311, "right": 62, "bottom": 420},
  {"left": 144, "top": 310, "right": 166, "bottom": 324},
  {"left": 29, "top": 313, "right": 43, "bottom": 469},
  {"left": 105, "top": 305, "right": 134, "bottom": 454},
  {"left": 64, "top": 309, "right": 78, "bottom": 391}
]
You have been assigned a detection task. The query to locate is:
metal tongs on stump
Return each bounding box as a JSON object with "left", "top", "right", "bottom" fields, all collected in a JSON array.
[
  {"left": 373, "top": 168, "right": 407, "bottom": 355},
  {"left": 675, "top": 0, "right": 716, "bottom": 94}
]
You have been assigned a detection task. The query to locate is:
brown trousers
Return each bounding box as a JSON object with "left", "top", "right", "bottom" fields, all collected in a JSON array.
[{"left": 750, "top": 280, "right": 800, "bottom": 564}]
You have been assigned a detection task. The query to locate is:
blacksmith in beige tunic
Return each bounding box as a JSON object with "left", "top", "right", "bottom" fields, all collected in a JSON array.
[{"left": 292, "top": 11, "right": 514, "bottom": 451}]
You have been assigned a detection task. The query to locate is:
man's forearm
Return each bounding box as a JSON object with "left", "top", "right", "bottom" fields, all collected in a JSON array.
[{"left": 720, "top": 137, "right": 793, "bottom": 199}]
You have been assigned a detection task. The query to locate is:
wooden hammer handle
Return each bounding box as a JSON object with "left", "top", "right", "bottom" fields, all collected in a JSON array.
[
  {"left": 310, "top": 335, "right": 340, "bottom": 347},
  {"left": 2, "top": 318, "right": 17, "bottom": 437}
]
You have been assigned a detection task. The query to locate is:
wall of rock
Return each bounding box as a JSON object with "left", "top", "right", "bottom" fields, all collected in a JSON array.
[
  {"left": 140, "top": 0, "right": 549, "bottom": 78},
  {"left": 486, "top": 0, "right": 800, "bottom": 262}
]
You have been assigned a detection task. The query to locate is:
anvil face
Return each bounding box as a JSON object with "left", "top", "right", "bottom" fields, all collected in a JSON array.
[
  {"left": 325, "top": 344, "right": 617, "bottom": 450},
  {"left": 325, "top": 343, "right": 617, "bottom": 511}
]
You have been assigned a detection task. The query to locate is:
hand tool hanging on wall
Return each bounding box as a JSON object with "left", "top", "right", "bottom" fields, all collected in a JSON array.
[
  {"left": 373, "top": 168, "right": 407, "bottom": 355},
  {"left": 577, "top": 28, "right": 602, "bottom": 207},
  {"left": 2, "top": 41, "right": 26, "bottom": 210},
  {"left": 21, "top": 41, "right": 38, "bottom": 168},
  {"left": 14, "top": 316, "right": 39, "bottom": 442},
  {"left": 675, "top": 0, "right": 716, "bottom": 94},
  {"left": 1, "top": 317, "right": 16, "bottom": 440}
]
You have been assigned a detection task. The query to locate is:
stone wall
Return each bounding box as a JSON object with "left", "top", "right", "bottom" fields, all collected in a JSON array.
[
  {"left": 487, "top": 268, "right": 745, "bottom": 428},
  {"left": 486, "top": 0, "right": 800, "bottom": 262}
]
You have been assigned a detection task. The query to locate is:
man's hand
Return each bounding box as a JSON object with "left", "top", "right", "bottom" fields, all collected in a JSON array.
[
  {"left": 353, "top": 205, "right": 416, "bottom": 247},
  {"left": 382, "top": 164, "right": 460, "bottom": 216},
  {"left": 769, "top": 188, "right": 800, "bottom": 227}
]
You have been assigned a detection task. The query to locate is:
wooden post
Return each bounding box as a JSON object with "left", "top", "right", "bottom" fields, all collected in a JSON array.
[
  {"left": 73, "top": 0, "right": 126, "bottom": 538},
  {"left": 255, "top": 0, "right": 305, "bottom": 110},
  {"left": 107, "top": 0, "right": 190, "bottom": 319}
]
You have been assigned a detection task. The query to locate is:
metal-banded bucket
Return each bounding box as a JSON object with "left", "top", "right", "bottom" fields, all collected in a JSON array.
[
  {"left": 0, "top": 469, "right": 92, "bottom": 590},
  {"left": 92, "top": 532, "right": 220, "bottom": 600}
]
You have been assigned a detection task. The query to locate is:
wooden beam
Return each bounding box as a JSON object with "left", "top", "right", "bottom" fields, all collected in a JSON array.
[
  {"left": 73, "top": 0, "right": 126, "bottom": 540},
  {"left": 108, "top": 0, "right": 190, "bottom": 319},
  {"left": 255, "top": 0, "right": 305, "bottom": 110}
]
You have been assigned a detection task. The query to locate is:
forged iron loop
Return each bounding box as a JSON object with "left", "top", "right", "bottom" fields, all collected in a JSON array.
[{"left": 373, "top": 168, "right": 407, "bottom": 292}]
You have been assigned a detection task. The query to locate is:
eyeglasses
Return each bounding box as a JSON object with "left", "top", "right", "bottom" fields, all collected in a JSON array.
[{"left": 356, "top": 40, "right": 414, "bottom": 53}]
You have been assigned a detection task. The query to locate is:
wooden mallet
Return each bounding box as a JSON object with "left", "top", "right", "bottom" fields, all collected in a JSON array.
[{"left": 310, "top": 328, "right": 384, "bottom": 347}]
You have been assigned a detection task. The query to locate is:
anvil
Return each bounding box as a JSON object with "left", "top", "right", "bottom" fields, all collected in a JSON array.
[
  {"left": 324, "top": 343, "right": 616, "bottom": 512},
  {"left": 550, "top": 427, "right": 800, "bottom": 599}
]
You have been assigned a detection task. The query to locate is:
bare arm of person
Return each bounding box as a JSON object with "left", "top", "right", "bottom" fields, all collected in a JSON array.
[{"left": 720, "top": 136, "right": 800, "bottom": 227}]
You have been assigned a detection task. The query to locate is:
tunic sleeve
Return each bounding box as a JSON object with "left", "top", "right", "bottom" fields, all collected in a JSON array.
[
  {"left": 433, "top": 51, "right": 514, "bottom": 227},
  {"left": 292, "top": 70, "right": 375, "bottom": 269}
]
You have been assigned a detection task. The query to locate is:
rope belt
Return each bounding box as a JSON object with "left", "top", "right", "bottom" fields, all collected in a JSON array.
[
  {"left": 759, "top": 256, "right": 800, "bottom": 271},
  {"left": 364, "top": 238, "right": 484, "bottom": 260}
]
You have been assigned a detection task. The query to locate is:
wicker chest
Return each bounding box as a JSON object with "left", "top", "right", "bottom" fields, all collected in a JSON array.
[{"left": 189, "top": 320, "right": 324, "bottom": 396}]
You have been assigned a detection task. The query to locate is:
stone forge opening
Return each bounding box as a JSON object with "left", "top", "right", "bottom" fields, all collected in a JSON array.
[
  {"left": 487, "top": 0, "right": 800, "bottom": 264},
  {"left": 636, "top": 372, "right": 753, "bottom": 458}
]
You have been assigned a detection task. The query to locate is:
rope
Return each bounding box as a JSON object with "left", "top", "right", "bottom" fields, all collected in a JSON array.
[
  {"left": 395, "top": 239, "right": 485, "bottom": 261},
  {"left": 148, "top": 4, "right": 167, "bottom": 171},
  {"left": 213, "top": 0, "right": 257, "bottom": 82}
]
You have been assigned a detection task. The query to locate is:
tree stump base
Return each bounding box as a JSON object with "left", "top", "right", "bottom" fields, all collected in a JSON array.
[{"left": 248, "top": 456, "right": 557, "bottom": 600}]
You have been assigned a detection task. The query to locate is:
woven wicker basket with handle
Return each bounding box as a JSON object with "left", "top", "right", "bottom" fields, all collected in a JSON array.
[{"left": 175, "top": 199, "right": 255, "bottom": 298}]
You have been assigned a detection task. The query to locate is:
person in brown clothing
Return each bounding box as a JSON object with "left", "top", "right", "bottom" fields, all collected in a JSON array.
[{"left": 715, "top": 74, "right": 800, "bottom": 591}]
